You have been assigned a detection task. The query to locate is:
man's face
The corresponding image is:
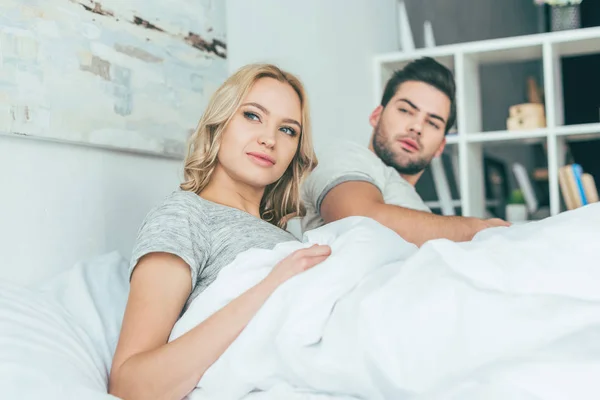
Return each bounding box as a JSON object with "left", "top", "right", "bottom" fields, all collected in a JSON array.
[{"left": 370, "top": 80, "right": 450, "bottom": 177}]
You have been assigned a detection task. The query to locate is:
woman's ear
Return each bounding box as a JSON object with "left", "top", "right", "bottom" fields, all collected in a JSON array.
[{"left": 369, "top": 105, "right": 384, "bottom": 129}]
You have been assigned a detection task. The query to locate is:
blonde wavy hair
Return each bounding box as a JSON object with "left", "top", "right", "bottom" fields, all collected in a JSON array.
[{"left": 180, "top": 63, "right": 317, "bottom": 229}]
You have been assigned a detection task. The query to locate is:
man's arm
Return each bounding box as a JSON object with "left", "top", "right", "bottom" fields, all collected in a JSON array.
[{"left": 320, "top": 181, "right": 508, "bottom": 247}]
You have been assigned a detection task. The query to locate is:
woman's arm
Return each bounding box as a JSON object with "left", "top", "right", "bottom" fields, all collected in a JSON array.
[{"left": 109, "top": 245, "right": 330, "bottom": 400}]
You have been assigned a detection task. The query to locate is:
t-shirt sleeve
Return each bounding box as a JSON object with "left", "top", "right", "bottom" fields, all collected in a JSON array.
[
  {"left": 302, "top": 143, "right": 385, "bottom": 214},
  {"left": 129, "top": 194, "right": 207, "bottom": 290}
]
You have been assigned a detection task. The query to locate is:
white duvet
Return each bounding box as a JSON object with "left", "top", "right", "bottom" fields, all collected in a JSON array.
[
  {"left": 171, "top": 203, "right": 600, "bottom": 400},
  {"left": 2, "top": 204, "right": 600, "bottom": 400}
]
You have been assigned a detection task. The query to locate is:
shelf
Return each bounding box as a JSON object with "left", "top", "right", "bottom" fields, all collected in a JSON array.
[
  {"left": 446, "top": 135, "right": 459, "bottom": 145},
  {"left": 377, "top": 53, "right": 456, "bottom": 75},
  {"left": 556, "top": 122, "right": 600, "bottom": 142},
  {"left": 466, "top": 129, "right": 548, "bottom": 145},
  {"left": 375, "top": 26, "right": 600, "bottom": 67},
  {"left": 448, "top": 124, "right": 600, "bottom": 146},
  {"left": 374, "top": 27, "right": 600, "bottom": 219},
  {"left": 465, "top": 44, "right": 542, "bottom": 64},
  {"left": 553, "top": 33, "right": 600, "bottom": 58}
]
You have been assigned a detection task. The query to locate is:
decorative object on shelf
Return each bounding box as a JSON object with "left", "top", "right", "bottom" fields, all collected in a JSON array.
[
  {"left": 527, "top": 76, "right": 545, "bottom": 104},
  {"left": 506, "top": 189, "right": 529, "bottom": 223},
  {"left": 583, "top": 174, "right": 600, "bottom": 203},
  {"left": 512, "top": 163, "right": 540, "bottom": 216},
  {"left": 535, "top": 0, "right": 583, "bottom": 32},
  {"left": 424, "top": 21, "right": 436, "bottom": 48},
  {"left": 507, "top": 103, "right": 547, "bottom": 130},
  {"left": 558, "top": 163, "right": 598, "bottom": 210},
  {"left": 533, "top": 168, "right": 549, "bottom": 181},
  {"left": 396, "top": 0, "right": 415, "bottom": 51},
  {"left": 551, "top": 4, "right": 582, "bottom": 31},
  {"left": 507, "top": 77, "right": 546, "bottom": 130}
]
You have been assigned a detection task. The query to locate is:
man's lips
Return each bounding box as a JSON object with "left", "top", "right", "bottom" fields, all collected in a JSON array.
[{"left": 398, "top": 138, "right": 420, "bottom": 152}]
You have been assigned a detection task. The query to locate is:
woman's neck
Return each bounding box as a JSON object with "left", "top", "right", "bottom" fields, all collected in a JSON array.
[{"left": 199, "top": 166, "right": 264, "bottom": 218}]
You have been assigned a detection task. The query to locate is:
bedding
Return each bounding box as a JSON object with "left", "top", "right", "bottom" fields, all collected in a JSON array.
[
  {"left": 171, "top": 203, "right": 600, "bottom": 400},
  {"left": 2, "top": 204, "right": 599, "bottom": 400},
  {"left": 0, "top": 252, "right": 128, "bottom": 399}
]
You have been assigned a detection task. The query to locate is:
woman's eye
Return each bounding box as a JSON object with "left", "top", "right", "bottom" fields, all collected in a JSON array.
[
  {"left": 399, "top": 108, "right": 409, "bottom": 114},
  {"left": 244, "top": 111, "right": 260, "bottom": 121},
  {"left": 280, "top": 126, "right": 296, "bottom": 136}
]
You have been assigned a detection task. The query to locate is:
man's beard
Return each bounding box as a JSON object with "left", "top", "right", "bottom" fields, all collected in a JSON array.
[{"left": 372, "top": 123, "right": 430, "bottom": 176}]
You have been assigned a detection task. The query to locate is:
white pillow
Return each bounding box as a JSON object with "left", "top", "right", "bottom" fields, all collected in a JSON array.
[{"left": 0, "top": 251, "right": 129, "bottom": 399}]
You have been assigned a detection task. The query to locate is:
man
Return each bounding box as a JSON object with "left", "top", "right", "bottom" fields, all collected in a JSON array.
[{"left": 301, "top": 57, "right": 508, "bottom": 246}]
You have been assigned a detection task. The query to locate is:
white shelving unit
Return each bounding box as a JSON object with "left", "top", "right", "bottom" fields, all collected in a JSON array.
[{"left": 373, "top": 26, "right": 600, "bottom": 218}]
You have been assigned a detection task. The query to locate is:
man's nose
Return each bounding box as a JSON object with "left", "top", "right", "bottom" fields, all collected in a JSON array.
[{"left": 408, "top": 118, "right": 423, "bottom": 135}]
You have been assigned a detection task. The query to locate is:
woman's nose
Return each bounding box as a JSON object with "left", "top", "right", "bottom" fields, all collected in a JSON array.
[{"left": 258, "top": 130, "right": 276, "bottom": 148}]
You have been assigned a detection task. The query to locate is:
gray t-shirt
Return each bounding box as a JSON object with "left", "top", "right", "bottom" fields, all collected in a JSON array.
[
  {"left": 301, "top": 141, "right": 431, "bottom": 232},
  {"left": 129, "top": 190, "right": 296, "bottom": 311}
]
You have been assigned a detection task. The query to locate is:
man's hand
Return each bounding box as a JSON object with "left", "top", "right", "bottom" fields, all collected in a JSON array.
[
  {"left": 484, "top": 218, "right": 512, "bottom": 228},
  {"left": 466, "top": 217, "right": 511, "bottom": 240},
  {"left": 320, "top": 181, "right": 511, "bottom": 246}
]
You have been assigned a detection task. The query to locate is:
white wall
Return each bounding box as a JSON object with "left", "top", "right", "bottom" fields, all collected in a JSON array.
[
  {"left": 1, "top": 1, "right": 399, "bottom": 283},
  {"left": 225, "top": 0, "right": 398, "bottom": 151},
  {"left": 0, "top": 136, "right": 181, "bottom": 285},
  {"left": 0, "top": 0, "right": 224, "bottom": 284}
]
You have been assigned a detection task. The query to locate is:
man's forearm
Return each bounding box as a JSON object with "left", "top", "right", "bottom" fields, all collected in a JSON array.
[
  {"left": 368, "top": 203, "right": 477, "bottom": 246},
  {"left": 317, "top": 181, "right": 495, "bottom": 246}
]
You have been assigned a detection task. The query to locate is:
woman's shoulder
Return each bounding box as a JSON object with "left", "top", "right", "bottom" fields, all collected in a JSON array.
[
  {"left": 148, "top": 190, "right": 209, "bottom": 217},
  {"left": 135, "top": 190, "right": 213, "bottom": 238},
  {"left": 130, "top": 190, "right": 211, "bottom": 288},
  {"left": 160, "top": 189, "right": 204, "bottom": 205}
]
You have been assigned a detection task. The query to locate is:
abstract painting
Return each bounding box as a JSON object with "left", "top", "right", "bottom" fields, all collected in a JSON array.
[{"left": 0, "top": 0, "right": 227, "bottom": 157}]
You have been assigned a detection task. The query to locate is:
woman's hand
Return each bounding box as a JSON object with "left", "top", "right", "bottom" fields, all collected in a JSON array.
[
  {"left": 265, "top": 244, "right": 332, "bottom": 287},
  {"left": 110, "top": 246, "right": 332, "bottom": 400}
]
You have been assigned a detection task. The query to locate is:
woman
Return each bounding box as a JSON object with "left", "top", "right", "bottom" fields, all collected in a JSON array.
[{"left": 109, "top": 64, "right": 331, "bottom": 400}]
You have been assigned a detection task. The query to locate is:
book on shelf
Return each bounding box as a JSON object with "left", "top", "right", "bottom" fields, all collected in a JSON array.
[{"left": 558, "top": 164, "right": 599, "bottom": 210}]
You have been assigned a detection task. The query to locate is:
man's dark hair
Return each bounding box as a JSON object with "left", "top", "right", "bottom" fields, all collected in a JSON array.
[{"left": 380, "top": 57, "right": 456, "bottom": 134}]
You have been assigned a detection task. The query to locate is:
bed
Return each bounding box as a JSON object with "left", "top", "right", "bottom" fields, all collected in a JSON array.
[{"left": 2, "top": 203, "right": 600, "bottom": 399}]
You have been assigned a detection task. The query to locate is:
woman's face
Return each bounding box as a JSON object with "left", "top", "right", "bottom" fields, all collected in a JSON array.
[{"left": 217, "top": 77, "right": 302, "bottom": 189}]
